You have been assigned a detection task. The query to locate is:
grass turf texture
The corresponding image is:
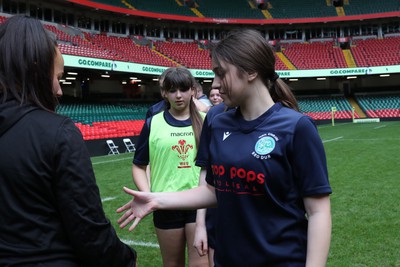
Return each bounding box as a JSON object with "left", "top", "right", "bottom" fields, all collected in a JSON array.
[{"left": 92, "top": 121, "right": 400, "bottom": 267}]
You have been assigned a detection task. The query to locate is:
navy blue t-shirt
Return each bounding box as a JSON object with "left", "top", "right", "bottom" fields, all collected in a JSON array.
[
  {"left": 145, "top": 100, "right": 167, "bottom": 119},
  {"left": 196, "top": 103, "right": 332, "bottom": 267}
]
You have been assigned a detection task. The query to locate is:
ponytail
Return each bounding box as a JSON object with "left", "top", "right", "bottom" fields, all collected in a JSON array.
[
  {"left": 269, "top": 77, "right": 299, "bottom": 112},
  {"left": 189, "top": 98, "right": 204, "bottom": 148}
]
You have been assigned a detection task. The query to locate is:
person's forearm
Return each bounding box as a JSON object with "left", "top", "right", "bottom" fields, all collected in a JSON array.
[
  {"left": 196, "top": 169, "right": 209, "bottom": 225},
  {"left": 196, "top": 208, "right": 207, "bottom": 226},
  {"left": 133, "top": 176, "right": 150, "bottom": 192},
  {"left": 305, "top": 211, "right": 331, "bottom": 267},
  {"left": 154, "top": 185, "right": 216, "bottom": 210},
  {"left": 132, "top": 165, "right": 150, "bottom": 192}
]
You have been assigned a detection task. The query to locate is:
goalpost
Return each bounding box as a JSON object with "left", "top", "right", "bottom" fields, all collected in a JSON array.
[
  {"left": 331, "top": 106, "right": 380, "bottom": 126},
  {"left": 351, "top": 107, "right": 380, "bottom": 124}
]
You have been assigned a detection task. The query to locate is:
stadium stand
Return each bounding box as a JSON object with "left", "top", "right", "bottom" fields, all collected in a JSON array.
[
  {"left": 351, "top": 37, "right": 400, "bottom": 67},
  {"left": 85, "top": 0, "right": 400, "bottom": 18},
  {"left": 267, "top": 0, "right": 338, "bottom": 18},
  {"left": 56, "top": 103, "right": 148, "bottom": 140},
  {"left": 89, "top": 33, "right": 177, "bottom": 66},
  {"left": 298, "top": 95, "right": 359, "bottom": 120},
  {"left": 275, "top": 54, "right": 291, "bottom": 70},
  {"left": 2, "top": 15, "right": 399, "bottom": 71},
  {"left": 355, "top": 94, "right": 400, "bottom": 118},
  {"left": 58, "top": 43, "right": 119, "bottom": 61},
  {"left": 282, "top": 41, "right": 348, "bottom": 69},
  {"left": 154, "top": 40, "right": 211, "bottom": 69},
  {"left": 343, "top": 0, "right": 400, "bottom": 15},
  {"left": 123, "top": 0, "right": 195, "bottom": 16},
  {"left": 54, "top": 92, "right": 400, "bottom": 141},
  {"left": 194, "top": 1, "right": 265, "bottom": 19},
  {"left": 1, "top": 0, "right": 399, "bottom": 144}
]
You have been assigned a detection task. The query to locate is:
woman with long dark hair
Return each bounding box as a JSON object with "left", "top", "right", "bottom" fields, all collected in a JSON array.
[{"left": 0, "top": 15, "right": 136, "bottom": 266}]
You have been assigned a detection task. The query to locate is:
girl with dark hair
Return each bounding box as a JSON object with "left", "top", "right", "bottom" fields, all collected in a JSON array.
[
  {"left": 0, "top": 15, "right": 136, "bottom": 266},
  {"left": 118, "top": 29, "right": 332, "bottom": 267},
  {"left": 131, "top": 67, "right": 208, "bottom": 267}
]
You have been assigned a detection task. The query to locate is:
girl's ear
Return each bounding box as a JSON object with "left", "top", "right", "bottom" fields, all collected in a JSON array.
[{"left": 247, "top": 72, "right": 258, "bottom": 82}]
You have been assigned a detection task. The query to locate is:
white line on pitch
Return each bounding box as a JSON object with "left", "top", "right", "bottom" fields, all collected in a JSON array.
[
  {"left": 92, "top": 157, "right": 132, "bottom": 165},
  {"left": 101, "top": 197, "right": 116, "bottom": 202},
  {"left": 323, "top": 136, "right": 343, "bottom": 143},
  {"left": 121, "top": 239, "right": 159, "bottom": 248},
  {"left": 373, "top": 125, "right": 387, "bottom": 129}
]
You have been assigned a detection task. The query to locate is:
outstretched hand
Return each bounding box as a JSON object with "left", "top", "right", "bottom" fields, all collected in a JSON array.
[{"left": 116, "top": 187, "right": 156, "bottom": 231}]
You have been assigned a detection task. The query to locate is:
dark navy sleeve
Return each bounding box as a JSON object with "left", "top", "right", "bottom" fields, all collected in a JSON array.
[
  {"left": 292, "top": 116, "right": 332, "bottom": 197},
  {"left": 197, "top": 118, "right": 215, "bottom": 186},
  {"left": 145, "top": 107, "right": 152, "bottom": 120},
  {"left": 196, "top": 115, "right": 211, "bottom": 168},
  {"left": 133, "top": 117, "right": 151, "bottom": 166},
  {"left": 145, "top": 100, "right": 166, "bottom": 119}
]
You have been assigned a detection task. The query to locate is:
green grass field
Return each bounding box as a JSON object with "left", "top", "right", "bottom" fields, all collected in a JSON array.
[{"left": 92, "top": 121, "right": 400, "bottom": 267}]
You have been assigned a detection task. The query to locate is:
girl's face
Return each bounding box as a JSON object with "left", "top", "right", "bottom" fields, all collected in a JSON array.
[
  {"left": 209, "top": 89, "right": 222, "bottom": 106},
  {"left": 211, "top": 59, "right": 248, "bottom": 108},
  {"left": 163, "top": 86, "right": 195, "bottom": 112}
]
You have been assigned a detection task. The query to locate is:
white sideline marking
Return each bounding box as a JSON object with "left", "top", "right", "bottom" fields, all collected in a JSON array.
[
  {"left": 92, "top": 157, "right": 132, "bottom": 165},
  {"left": 373, "top": 125, "right": 387, "bottom": 129},
  {"left": 323, "top": 136, "right": 343, "bottom": 143},
  {"left": 342, "top": 138, "right": 400, "bottom": 141},
  {"left": 121, "top": 239, "right": 160, "bottom": 248},
  {"left": 101, "top": 197, "right": 116, "bottom": 202}
]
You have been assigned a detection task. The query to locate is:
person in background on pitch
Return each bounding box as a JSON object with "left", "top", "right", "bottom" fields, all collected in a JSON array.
[
  {"left": 0, "top": 15, "right": 136, "bottom": 267},
  {"left": 131, "top": 67, "right": 208, "bottom": 267},
  {"left": 117, "top": 28, "right": 332, "bottom": 267},
  {"left": 146, "top": 72, "right": 210, "bottom": 119},
  {"left": 143, "top": 70, "right": 210, "bottom": 189},
  {"left": 145, "top": 70, "right": 168, "bottom": 119},
  {"left": 208, "top": 88, "right": 223, "bottom": 106},
  {"left": 194, "top": 82, "right": 212, "bottom": 112}
]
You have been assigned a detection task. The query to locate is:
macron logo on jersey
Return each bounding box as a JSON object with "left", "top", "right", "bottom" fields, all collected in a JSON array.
[{"left": 223, "top": 131, "right": 232, "bottom": 141}]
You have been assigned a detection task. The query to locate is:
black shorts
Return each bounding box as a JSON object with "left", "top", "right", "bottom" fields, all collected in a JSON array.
[{"left": 153, "top": 209, "right": 197, "bottom": 230}]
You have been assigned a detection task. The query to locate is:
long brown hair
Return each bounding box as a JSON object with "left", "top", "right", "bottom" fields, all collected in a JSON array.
[
  {"left": 160, "top": 67, "right": 204, "bottom": 147},
  {"left": 211, "top": 29, "right": 299, "bottom": 111},
  {"left": 0, "top": 15, "right": 58, "bottom": 111}
]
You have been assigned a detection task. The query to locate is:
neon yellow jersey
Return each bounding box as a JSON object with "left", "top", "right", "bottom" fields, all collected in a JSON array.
[{"left": 149, "top": 111, "right": 204, "bottom": 192}]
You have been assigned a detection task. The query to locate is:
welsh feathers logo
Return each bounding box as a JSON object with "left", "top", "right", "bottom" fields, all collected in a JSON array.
[{"left": 172, "top": 139, "right": 193, "bottom": 168}]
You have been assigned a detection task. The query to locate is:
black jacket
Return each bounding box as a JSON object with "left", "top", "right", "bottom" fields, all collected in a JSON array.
[{"left": 0, "top": 98, "right": 136, "bottom": 266}]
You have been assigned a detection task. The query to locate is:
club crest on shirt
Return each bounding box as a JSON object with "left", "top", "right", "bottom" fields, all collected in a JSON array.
[{"left": 252, "top": 133, "right": 278, "bottom": 159}]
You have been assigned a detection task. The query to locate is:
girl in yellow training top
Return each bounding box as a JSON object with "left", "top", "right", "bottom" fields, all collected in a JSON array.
[{"left": 131, "top": 67, "right": 208, "bottom": 267}]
